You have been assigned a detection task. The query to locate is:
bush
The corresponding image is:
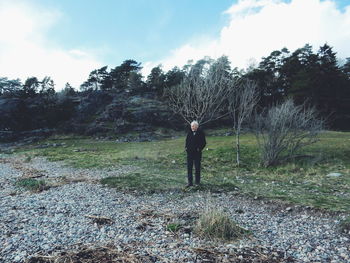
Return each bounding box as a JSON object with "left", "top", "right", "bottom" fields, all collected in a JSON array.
[
  {"left": 194, "top": 204, "right": 249, "bottom": 241},
  {"left": 254, "top": 99, "right": 324, "bottom": 167}
]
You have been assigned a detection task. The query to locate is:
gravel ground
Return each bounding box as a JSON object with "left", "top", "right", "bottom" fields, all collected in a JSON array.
[{"left": 0, "top": 154, "right": 349, "bottom": 263}]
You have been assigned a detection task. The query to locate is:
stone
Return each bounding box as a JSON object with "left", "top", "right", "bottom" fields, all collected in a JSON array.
[
  {"left": 14, "top": 255, "right": 22, "bottom": 262},
  {"left": 1, "top": 157, "right": 350, "bottom": 263},
  {"left": 327, "top": 173, "right": 342, "bottom": 177},
  {"left": 340, "top": 253, "right": 348, "bottom": 259}
]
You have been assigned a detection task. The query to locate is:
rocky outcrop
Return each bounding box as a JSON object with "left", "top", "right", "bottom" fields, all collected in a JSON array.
[
  {"left": 0, "top": 129, "right": 54, "bottom": 143},
  {"left": 82, "top": 92, "right": 183, "bottom": 136},
  {"left": 0, "top": 90, "right": 184, "bottom": 142},
  {"left": 0, "top": 98, "right": 23, "bottom": 131}
]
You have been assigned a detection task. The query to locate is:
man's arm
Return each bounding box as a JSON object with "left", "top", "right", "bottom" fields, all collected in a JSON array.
[
  {"left": 200, "top": 130, "right": 206, "bottom": 151},
  {"left": 185, "top": 132, "right": 189, "bottom": 151},
  {"left": 203, "top": 132, "right": 206, "bottom": 149}
]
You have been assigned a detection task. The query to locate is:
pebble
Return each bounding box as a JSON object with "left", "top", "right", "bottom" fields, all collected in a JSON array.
[{"left": 0, "top": 155, "right": 349, "bottom": 263}]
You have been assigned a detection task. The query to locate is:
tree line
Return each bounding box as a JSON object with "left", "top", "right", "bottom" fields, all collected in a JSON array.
[{"left": 0, "top": 43, "right": 349, "bottom": 135}]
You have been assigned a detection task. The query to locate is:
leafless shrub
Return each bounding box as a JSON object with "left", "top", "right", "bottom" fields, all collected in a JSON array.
[
  {"left": 254, "top": 99, "right": 324, "bottom": 167},
  {"left": 228, "top": 79, "right": 259, "bottom": 166},
  {"left": 166, "top": 57, "right": 232, "bottom": 125}
]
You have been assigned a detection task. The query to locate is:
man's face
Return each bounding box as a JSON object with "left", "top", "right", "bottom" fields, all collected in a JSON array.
[{"left": 191, "top": 123, "right": 198, "bottom": 131}]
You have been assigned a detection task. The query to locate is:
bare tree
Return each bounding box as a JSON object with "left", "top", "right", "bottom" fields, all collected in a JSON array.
[
  {"left": 228, "top": 79, "right": 259, "bottom": 166},
  {"left": 166, "top": 57, "right": 233, "bottom": 125},
  {"left": 254, "top": 99, "right": 324, "bottom": 167}
]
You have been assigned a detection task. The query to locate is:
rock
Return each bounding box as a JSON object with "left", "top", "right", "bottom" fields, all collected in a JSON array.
[
  {"left": 14, "top": 255, "right": 22, "bottom": 262},
  {"left": 42, "top": 244, "right": 51, "bottom": 250},
  {"left": 85, "top": 123, "right": 112, "bottom": 136},
  {"left": 123, "top": 96, "right": 174, "bottom": 126},
  {"left": 327, "top": 173, "right": 342, "bottom": 177},
  {"left": 98, "top": 102, "right": 123, "bottom": 122},
  {"left": 340, "top": 253, "right": 348, "bottom": 259},
  {"left": 0, "top": 131, "right": 17, "bottom": 142},
  {"left": 1, "top": 156, "right": 350, "bottom": 262}
]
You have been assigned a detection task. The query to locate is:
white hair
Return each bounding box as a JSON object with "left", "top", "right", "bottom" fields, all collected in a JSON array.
[{"left": 191, "top": 120, "right": 199, "bottom": 126}]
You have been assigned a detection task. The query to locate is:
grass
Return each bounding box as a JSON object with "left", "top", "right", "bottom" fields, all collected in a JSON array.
[
  {"left": 24, "top": 154, "right": 32, "bottom": 163},
  {"left": 166, "top": 223, "right": 182, "bottom": 232},
  {"left": 15, "top": 178, "right": 48, "bottom": 192},
  {"left": 15, "top": 130, "right": 350, "bottom": 212},
  {"left": 100, "top": 172, "right": 184, "bottom": 193},
  {"left": 194, "top": 204, "right": 250, "bottom": 241}
]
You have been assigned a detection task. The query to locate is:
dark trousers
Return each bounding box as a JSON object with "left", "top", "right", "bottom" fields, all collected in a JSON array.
[{"left": 187, "top": 151, "right": 202, "bottom": 185}]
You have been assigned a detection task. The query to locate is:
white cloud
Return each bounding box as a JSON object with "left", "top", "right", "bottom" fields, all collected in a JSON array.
[
  {"left": 143, "top": 0, "right": 350, "bottom": 76},
  {"left": 0, "top": 0, "right": 102, "bottom": 90}
]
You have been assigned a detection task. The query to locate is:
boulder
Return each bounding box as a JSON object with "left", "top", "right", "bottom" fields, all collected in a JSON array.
[{"left": 123, "top": 96, "right": 180, "bottom": 127}]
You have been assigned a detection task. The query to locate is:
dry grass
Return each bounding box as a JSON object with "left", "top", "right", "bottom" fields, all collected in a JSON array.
[
  {"left": 194, "top": 202, "right": 249, "bottom": 241},
  {"left": 26, "top": 243, "right": 295, "bottom": 263},
  {"left": 26, "top": 243, "right": 161, "bottom": 263}
]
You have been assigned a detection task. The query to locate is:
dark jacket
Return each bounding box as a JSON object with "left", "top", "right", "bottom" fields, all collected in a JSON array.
[{"left": 185, "top": 129, "right": 206, "bottom": 153}]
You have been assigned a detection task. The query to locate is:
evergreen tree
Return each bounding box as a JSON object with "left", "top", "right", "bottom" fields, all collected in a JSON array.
[
  {"left": 110, "top": 59, "right": 143, "bottom": 90},
  {"left": 146, "top": 65, "right": 166, "bottom": 95},
  {"left": 22, "top": 77, "right": 40, "bottom": 98}
]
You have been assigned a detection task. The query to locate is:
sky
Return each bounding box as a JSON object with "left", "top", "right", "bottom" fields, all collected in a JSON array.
[{"left": 0, "top": 0, "right": 350, "bottom": 90}]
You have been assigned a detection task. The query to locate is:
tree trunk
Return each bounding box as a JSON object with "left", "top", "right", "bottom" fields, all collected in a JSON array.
[{"left": 236, "top": 129, "right": 240, "bottom": 166}]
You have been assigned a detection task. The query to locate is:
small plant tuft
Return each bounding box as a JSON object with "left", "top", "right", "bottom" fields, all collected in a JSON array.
[
  {"left": 24, "top": 154, "right": 32, "bottom": 163},
  {"left": 15, "top": 178, "right": 48, "bottom": 192},
  {"left": 166, "top": 223, "right": 182, "bottom": 232},
  {"left": 339, "top": 217, "right": 350, "bottom": 234},
  {"left": 194, "top": 203, "right": 250, "bottom": 241}
]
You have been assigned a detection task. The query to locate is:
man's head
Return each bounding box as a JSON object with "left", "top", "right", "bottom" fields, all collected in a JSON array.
[{"left": 191, "top": 121, "right": 199, "bottom": 131}]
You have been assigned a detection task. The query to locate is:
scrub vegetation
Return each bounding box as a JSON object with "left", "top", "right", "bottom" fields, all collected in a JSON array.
[{"left": 16, "top": 130, "right": 350, "bottom": 213}]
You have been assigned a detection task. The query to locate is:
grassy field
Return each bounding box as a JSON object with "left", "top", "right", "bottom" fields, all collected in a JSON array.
[{"left": 15, "top": 130, "right": 350, "bottom": 213}]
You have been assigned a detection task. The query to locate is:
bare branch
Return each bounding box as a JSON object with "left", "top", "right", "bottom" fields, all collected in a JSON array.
[
  {"left": 165, "top": 57, "right": 233, "bottom": 125},
  {"left": 228, "top": 79, "right": 259, "bottom": 166}
]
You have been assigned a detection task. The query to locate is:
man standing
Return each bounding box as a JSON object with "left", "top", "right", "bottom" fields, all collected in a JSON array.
[{"left": 185, "top": 121, "right": 206, "bottom": 187}]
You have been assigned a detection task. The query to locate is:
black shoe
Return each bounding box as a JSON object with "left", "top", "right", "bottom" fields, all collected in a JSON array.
[{"left": 185, "top": 184, "right": 193, "bottom": 188}]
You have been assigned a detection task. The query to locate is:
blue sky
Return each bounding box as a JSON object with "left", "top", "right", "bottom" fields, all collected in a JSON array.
[
  {"left": 0, "top": 0, "right": 350, "bottom": 89},
  {"left": 41, "top": 0, "right": 234, "bottom": 64}
]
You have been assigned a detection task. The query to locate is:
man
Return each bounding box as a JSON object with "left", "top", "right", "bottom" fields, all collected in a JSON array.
[{"left": 185, "top": 120, "right": 206, "bottom": 187}]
